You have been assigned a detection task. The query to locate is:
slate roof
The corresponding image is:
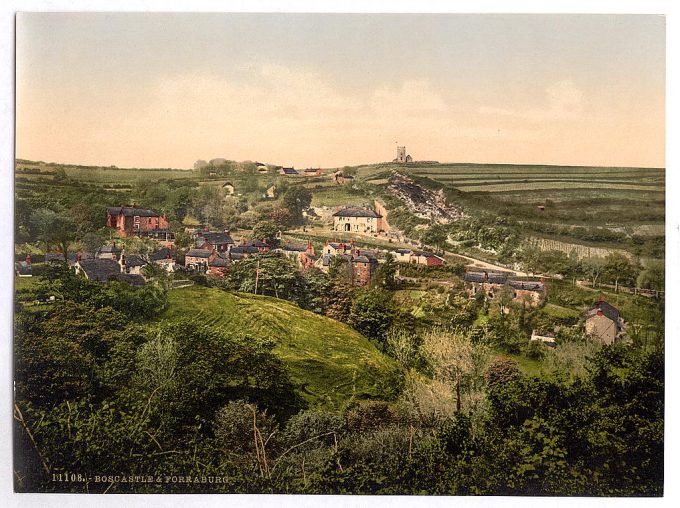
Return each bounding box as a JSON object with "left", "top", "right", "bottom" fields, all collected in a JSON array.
[
  {"left": 199, "top": 231, "right": 234, "bottom": 245},
  {"left": 209, "top": 255, "right": 230, "bottom": 268},
  {"left": 123, "top": 254, "right": 147, "bottom": 268},
  {"left": 282, "top": 243, "right": 308, "bottom": 252},
  {"left": 280, "top": 167, "right": 298, "bottom": 175},
  {"left": 78, "top": 259, "right": 122, "bottom": 282},
  {"left": 396, "top": 249, "right": 413, "bottom": 255},
  {"left": 412, "top": 250, "right": 438, "bottom": 258},
  {"left": 333, "top": 207, "right": 381, "bottom": 218},
  {"left": 106, "top": 206, "right": 162, "bottom": 217},
  {"left": 230, "top": 245, "right": 260, "bottom": 255},
  {"left": 588, "top": 300, "right": 620, "bottom": 322},
  {"left": 96, "top": 244, "right": 122, "bottom": 256},
  {"left": 150, "top": 248, "right": 176, "bottom": 261},
  {"left": 353, "top": 255, "right": 377, "bottom": 264},
  {"left": 243, "top": 239, "right": 269, "bottom": 248},
  {"left": 508, "top": 280, "right": 545, "bottom": 292},
  {"left": 108, "top": 272, "right": 146, "bottom": 286},
  {"left": 464, "top": 272, "right": 509, "bottom": 284},
  {"left": 186, "top": 249, "right": 213, "bottom": 258}
]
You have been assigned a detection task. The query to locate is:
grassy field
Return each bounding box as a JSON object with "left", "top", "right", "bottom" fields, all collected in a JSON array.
[{"left": 162, "top": 286, "right": 400, "bottom": 408}]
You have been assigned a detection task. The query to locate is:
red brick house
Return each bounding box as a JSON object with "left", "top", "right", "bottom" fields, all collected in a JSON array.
[
  {"left": 411, "top": 250, "right": 445, "bottom": 266},
  {"left": 351, "top": 249, "right": 379, "bottom": 286},
  {"left": 106, "top": 206, "right": 169, "bottom": 237}
]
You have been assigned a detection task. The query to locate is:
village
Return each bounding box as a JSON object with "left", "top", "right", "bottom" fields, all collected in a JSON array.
[{"left": 15, "top": 191, "right": 628, "bottom": 347}]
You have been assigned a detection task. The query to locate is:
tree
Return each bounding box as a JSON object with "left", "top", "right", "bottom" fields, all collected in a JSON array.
[
  {"left": 348, "top": 289, "right": 398, "bottom": 344},
  {"left": 420, "top": 328, "right": 489, "bottom": 412},
  {"left": 328, "top": 255, "right": 352, "bottom": 282},
  {"left": 374, "top": 252, "right": 397, "bottom": 289},
  {"left": 603, "top": 252, "right": 638, "bottom": 292},
  {"left": 496, "top": 283, "right": 515, "bottom": 323},
  {"left": 421, "top": 224, "right": 448, "bottom": 254},
  {"left": 282, "top": 187, "right": 313, "bottom": 222},
  {"left": 269, "top": 207, "right": 293, "bottom": 228},
  {"left": 29, "top": 209, "right": 77, "bottom": 259},
  {"left": 582, "top": 256, "right": 606, "bottom": 287},
  {"left": 252, "top": 220, "right": 280, "bottom": 243},
  {"left": 484, "top": 356, "right": 522, "bottom": 389},
  {"left": 636, "top": 260, "right": 664, "bottom": 292}
]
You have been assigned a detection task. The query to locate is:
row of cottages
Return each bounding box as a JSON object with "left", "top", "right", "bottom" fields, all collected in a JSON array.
[
  {"left": 185, "top": 239, "right": 271, "bottom": 275},
  {"left": 106, "top": 205, "right": 175, "bottom": 246},
  {"left": 194, "top": 230, "right": 235, "bottom": 253},
  {"left": 315, "top": 240, "right": 379, "bottom": 286},
  {"left": 394, "top": 248, "right": 445, "bottom": 266},
  {"left": 463, "top": 270, "right": 546, "bottom": 307},
  {"left": 585, "top": 297, "right": 624, "bottom": 345},
  {"left": 277, "top": 240, "right": 318, "bottom": 270},
  {"left": 332, "top": 207, "right": 383, "bottom": 234}
]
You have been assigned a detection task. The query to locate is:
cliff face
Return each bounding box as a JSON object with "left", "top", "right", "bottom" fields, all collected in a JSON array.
[{"left": 386, "top": 172, "right": 465, "bottom": 224}]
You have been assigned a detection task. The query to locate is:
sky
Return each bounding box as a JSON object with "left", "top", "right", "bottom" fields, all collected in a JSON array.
[{"left": 15, "top": 13, "right": 665, "bottom": 169}]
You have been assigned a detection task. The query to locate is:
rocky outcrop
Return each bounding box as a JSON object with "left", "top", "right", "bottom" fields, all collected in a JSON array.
[{"left": 386, "top": 172, "right": 464, "bottom": 224}]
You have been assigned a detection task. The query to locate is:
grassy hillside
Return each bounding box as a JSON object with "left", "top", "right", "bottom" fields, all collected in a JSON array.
[{"left": 161, "top": 285, "right": 400, "bottom": 408}]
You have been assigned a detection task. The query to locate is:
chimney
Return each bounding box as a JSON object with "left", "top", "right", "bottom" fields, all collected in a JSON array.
[
  {"left": 484, "top": 271, "right": 489, "bottom": 281},
  {"left": 307, "top": 240, "right": 313, "bottom": 255},
  {"left": 325, "top": 239, "right": 329, "bottom": 246},
  {"left": 76, "top": 252, "right": 81, "bottom": 262},
  {"left": 25, "top": 255, "right": 31, "bottom": 265},
  {"left": 597, "top": 309, "right": 604, "bottom": 317}
]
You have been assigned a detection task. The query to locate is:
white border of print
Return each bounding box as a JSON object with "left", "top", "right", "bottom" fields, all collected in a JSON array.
[{"left": 0, "top": 1, "right": 676, "bottom": 508}]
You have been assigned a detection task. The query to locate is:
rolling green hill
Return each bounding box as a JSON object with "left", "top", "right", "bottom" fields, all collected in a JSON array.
[{"left": 161, "top": 285, "right": 400, "bottom": 408}]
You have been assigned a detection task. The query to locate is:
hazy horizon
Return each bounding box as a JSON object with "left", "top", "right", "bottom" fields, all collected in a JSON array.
[{"left": 16, "top": 13, "right": 665, "bottom": 169}]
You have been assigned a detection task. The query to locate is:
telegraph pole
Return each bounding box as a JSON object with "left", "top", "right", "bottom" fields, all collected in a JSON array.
[{"left": 254, "top": 259, "right": 260, "bottom": 294}]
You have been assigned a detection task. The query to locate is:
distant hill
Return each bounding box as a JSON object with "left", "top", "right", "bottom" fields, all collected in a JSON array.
[{"left": 161, "top": 286, "right": 400, "bottom": 408}]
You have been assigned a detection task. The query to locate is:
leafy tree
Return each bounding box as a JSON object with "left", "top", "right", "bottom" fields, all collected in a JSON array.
[
  {"left": 269, "top": 207, "right": 293, "bottom": 228},
  {"left": 374, "top": 252, "right": 397, "bottom": 289},
  {"left": 252, "top": 220, "right": 280, "bottom": 244},
  {"left": 220, "top": 253, "right": 305, "bottom": 303},
  {"left": 327, "top": 255, "right": 352, "bottom": 283},
  {"left": 603, "top": 252, "right": 639, "bottom": 291},
  {"left": 348, "top": 289, "right": 398, "bottom": 344},
  {"left": 282, "top": 187, "right": 312, "bottom": 222},
  {"left": 636, "top": 260, "right": 664, "bottom": 292},
  {"left": 582, "top": 256, "right": 607, "bottom": 287},
  {"left": 484, "top": 356, "right": 522, "bottom": 389},
  {"left": 421, "top": 224, "right": 448, "bottom": 254}
]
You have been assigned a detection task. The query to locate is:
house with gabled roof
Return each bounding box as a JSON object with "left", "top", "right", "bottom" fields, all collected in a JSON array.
[
  {"left": 332, "top": 207, "right": 383, "bottom": 233},
  {"left": 120, "top": 253, "right": 147, "bottom": 275},
  {"left": 410, "top": 250, "right": 445, "bottom": 266},
  {"left": 75, "top": 258, "right": 124, "bottom": 283},
  {"left": 279, "top": 167, "right": 298, "bottom": 175},
  {"left": 585, "top": 297, "right": 623, "bottom": 345},
  {"left": 195, "top": 230, "right": 235, "bottom": 253},
  {"left": 106, "top": 205, "right": 169, "bottom": 237},
  {"left": 95, "top": 243, "right": 122, "bottom": 261},
  {"left": 185, "top": 249, "right": 213, "bottom": 272},
  {"left": 464, "top": 270, "right": 545, "bottom": 307}
]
